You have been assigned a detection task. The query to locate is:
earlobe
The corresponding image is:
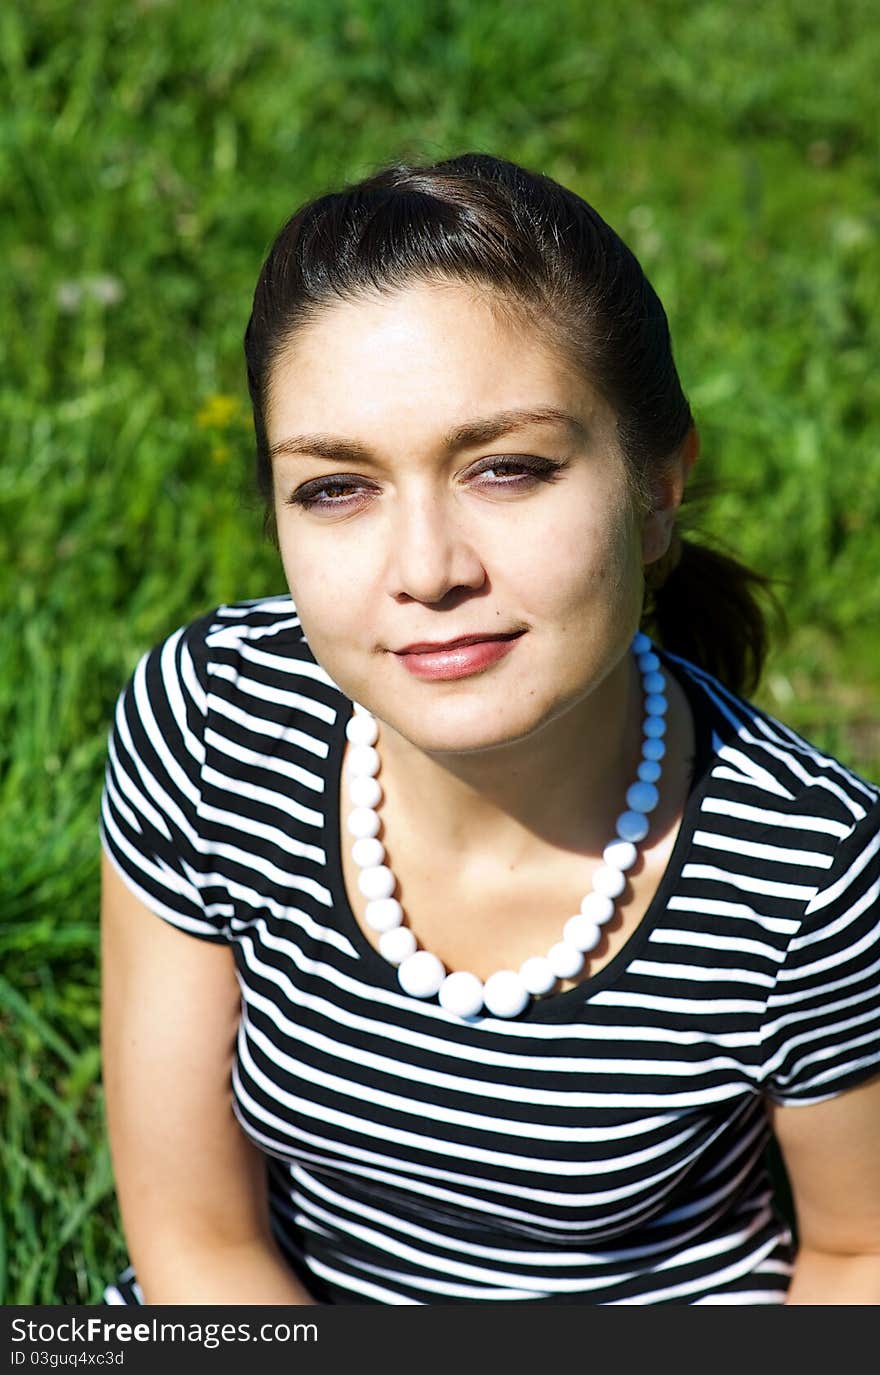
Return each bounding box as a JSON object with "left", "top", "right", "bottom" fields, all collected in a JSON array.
[
  {"left": 640, "top": 427, "right": 697, "bottom": 569},
  {"left": 643, "top": 524, "right": 683, "bottom": 590},
  {"left": 640, "top": 509, "right": 674, "bottom": 567}
]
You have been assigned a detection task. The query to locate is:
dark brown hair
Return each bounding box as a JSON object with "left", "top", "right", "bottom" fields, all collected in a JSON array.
[{"left": 244, "top": 151, "right": 777, "bottom": 695}]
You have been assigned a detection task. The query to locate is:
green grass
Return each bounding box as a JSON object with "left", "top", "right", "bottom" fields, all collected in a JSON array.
[{"left": 1, "top": 0, "right": 878, "bottom": 1303}]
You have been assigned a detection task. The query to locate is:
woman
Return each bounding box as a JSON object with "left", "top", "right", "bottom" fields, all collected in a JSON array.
[{"left": 100, "top": 152, "right": 880, "bottom": 1305}]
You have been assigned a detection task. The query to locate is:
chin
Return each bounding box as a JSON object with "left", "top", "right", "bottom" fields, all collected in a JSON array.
[{"left": 383, "top": 697, "right": 552, "bottom": 758}]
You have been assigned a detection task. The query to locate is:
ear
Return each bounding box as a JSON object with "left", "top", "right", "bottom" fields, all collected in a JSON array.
[{"left": 641, "top": 425, "right": 699, "bottom": 565}]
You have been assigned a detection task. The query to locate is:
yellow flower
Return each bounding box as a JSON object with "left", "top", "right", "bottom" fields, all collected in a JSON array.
[{"left": 196, "top": 393, "right": 240, "bottom": 430}]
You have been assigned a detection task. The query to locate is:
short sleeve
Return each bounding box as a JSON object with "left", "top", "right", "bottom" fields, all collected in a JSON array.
[
  {"left": 99, "top": 619, "right": 230, "bottom": 944},
  {"left": 760, "top": 798, "right": 880, "bottom": 1106}
]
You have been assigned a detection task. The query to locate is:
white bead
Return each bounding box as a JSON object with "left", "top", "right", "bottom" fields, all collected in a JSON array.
[
  {"left": 603, "top": 838, "right": 638, "bottom": 871},
  {"left": 645, "top": 693, "right": 668, "bottom": 716},
  {"left": 643, "top": 716, "right": 667, "bottom": 739},
  {"left": 349, "top": 775, "right": 382, "bottom": 809},
  {"left": 379, "top": 925, "right": 417, "bottom": 965},
  {"left": 345, "top": 713, "right": 378, "bottom": 746},
  {"left": 483, "top": 970, "right": 530, "bottom": 1019},
  {"left": 352, "top": 836, "right": 385, "bottom": 868},
  {"left": 346, "top": 806, "right": 380, "bottom": 839},
  {"left": 631, "top": 631, "right": 652, "bottom": 654},
  {"left": 642, "top": 737, "right": 666, "bottom": 761},
  {"left": 580, "top": 891, "right": 615, "bottom": 925},
  {"left": 365, "top": 897, "right": 404, "bottom": 933},
  {"left": 637, "top": 651, "right": 660, "bottom": 673},
  {"left": 358, "top": 864, "right": 396, "bottom": 900},
  {"left": 563, "top": 913, "right": 602, "bottom": 953},
  {"left": 519, "top": 955, "right": 558, "bottom": 996},
  {"left": 592, "top": 864, "right": 627, "bottom": 899},
  {"left": 438, "top": 970, "right": 485, "bottom": 1018},
  {"left": 642, "top": 670, "right": 665, "bottom": 695},
  {"left": 637, "top": 760, "right": 662, "bottom": 785},
  {"left": 398, "top": 949, "right": 446, "bottom": 998},
  {"left": 547, "top": 941, "right": 585, "bottom": 980},
  {"left": 616, "top": 809, "right": 650, "bottom": 843},
  {"left": 626, "top": 781, "right": 659, "bottom": 814},
  {"left": 347, "top": 744, "right": 380, "bottom": 777}
]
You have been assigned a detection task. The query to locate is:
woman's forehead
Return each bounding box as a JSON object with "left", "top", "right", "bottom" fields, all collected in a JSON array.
[{"left": 266, "top": 282, "right": 606, "bottom": 440}]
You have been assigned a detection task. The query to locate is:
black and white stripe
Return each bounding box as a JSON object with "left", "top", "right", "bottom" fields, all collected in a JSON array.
[{"left": 99, "top": 596, "right": 880, "bottom": 1305}]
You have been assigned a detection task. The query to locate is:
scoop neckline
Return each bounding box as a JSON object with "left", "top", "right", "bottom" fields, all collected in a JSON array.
[{"left": 324, "top": 650, "right": 718, "bottom": 1025}]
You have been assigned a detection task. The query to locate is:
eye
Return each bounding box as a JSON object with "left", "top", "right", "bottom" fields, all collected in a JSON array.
[
  {"left": 471, "top": 456, "right": 563, "bottom": 486},
  {"left": 284, "top": 477, "right": 374, "bottom": 511}
]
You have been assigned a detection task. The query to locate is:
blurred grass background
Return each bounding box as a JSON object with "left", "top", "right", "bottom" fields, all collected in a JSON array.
[{"left": 1, "top": 0, "right": 878, "bottom": 1303}]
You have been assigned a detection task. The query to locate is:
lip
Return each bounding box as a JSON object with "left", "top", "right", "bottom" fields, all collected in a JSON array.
[
  {"left": 394, "top": 632, "right": 525, "bottom": 682},
  {"left": 394, "top": 631, "right": 524, "bottom": 654}
]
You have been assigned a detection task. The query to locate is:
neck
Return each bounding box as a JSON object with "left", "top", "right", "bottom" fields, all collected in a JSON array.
[{"left": 364, "top": 651, "right": 644, "bottom": 874}]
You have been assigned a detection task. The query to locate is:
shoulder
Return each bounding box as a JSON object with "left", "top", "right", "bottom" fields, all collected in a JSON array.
[
  {"left": 656, "top": 653, "right": 880, "bottom": 1105},
  {"left": 101, "top": 593, "right": 347, "bottom": 943},
  {"left": 662, "top": 647, "right": 879, "bottom": 854},
  {"left": 127, "top": 593, "right": 346, "bottom": 724},
  {"left": 107, "top": 591, "right": 348, "bottom": 808},
  {"left": 172, "top": 593, "right": 312, "bottom": 681}
]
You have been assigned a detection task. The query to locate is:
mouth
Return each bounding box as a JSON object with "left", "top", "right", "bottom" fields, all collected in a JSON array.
[
  {"left": 394, "top": 631, "right": 525, "bottom": 655},
  {"left": 392, "top": 631, "right": 526, "bottom": 682}
]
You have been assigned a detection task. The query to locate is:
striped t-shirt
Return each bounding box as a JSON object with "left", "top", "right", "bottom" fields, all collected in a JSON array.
[{"left": 99, "top": 595, "right": 880, "bottom": 1306}]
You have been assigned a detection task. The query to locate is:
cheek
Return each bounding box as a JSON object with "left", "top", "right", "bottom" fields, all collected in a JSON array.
[
  {"left": 517, "top": 499, "right": 638, "bottom": 618},
  {"left": 279, "top": 532, "right": 370, "bottom": 656},
  {"left": 281, "top": 524, "right": 354, "bottom": 598}
]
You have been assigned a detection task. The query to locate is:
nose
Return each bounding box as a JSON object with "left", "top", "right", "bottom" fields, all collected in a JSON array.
[{"left": 387, "top": 486, "right": 486, "bottom": 604}]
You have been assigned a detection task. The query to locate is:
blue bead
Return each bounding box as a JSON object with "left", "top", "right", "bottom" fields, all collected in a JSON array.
[
  {"left": 631, "top": 632, "right": 652, "bottom": 655},
  {"left": 637, "top": 651, "right": 660, "bottom": 674},
  {"left": 645, "top": 693, "right": 668, "bottom": 716},
  {"left": 643, "top": 716, "right": 667, "bottom": 738},
  {"left": 616, "top": 809, "right": 650, "bottom": 842},
  {"left": 642, "top": 670, "right": 665, "bottom": 695},
  {"left": 642, "top": 737, "right": 666, "bottom": 761},
  {"left": 638, "top": 759, "right": 662, "bottom": 783},
  {"left": 627, "top": 781, "right": 659, "bottom": 813}
]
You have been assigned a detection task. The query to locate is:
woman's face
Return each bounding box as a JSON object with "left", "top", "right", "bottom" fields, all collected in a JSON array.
[{"left": 266, "top": 280, "right": 658, "bottom": 756}]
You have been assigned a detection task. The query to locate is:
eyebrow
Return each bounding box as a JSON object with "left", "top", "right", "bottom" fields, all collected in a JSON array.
[{"left": 268, "top": 405, "right": 587, "bottom": 465}]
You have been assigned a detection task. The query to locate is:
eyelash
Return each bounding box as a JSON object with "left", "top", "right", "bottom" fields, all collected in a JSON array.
[{"left": 284, "top": 457, "right": 564, "bottom": 512}]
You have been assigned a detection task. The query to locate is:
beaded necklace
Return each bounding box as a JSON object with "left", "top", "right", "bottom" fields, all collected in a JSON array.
[{"left": 344, "top": 632, "right": 665, "bottom": 1019}]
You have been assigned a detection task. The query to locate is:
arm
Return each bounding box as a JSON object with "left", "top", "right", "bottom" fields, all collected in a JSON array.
[
  {"left": 767, "top": 1073, "right": 880, "bottom": 1305},
  {"left": 101, "top": 847, "right": 317, "bottom": 1305}
]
